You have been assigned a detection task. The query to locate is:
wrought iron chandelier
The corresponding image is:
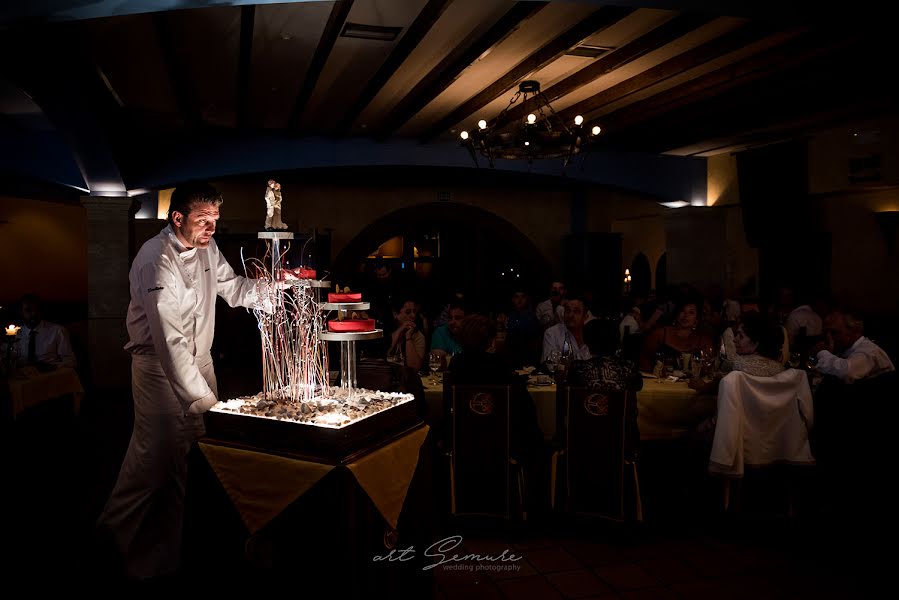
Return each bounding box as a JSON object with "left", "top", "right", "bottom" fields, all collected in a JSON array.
[{"left": 459, "top": 80, "right": 601, "bottom": 168}]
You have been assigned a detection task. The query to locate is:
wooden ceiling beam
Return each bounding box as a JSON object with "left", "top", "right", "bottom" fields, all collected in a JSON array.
[
  {"left": 375, "top": 1, "right": 545, "bottom": 138},
  {"left": 152, "top": 11, "right": 203, "bottom": 129},
  {"left": 419, "top": 5, "right": 636, "bottom": 142},
  {"left": 287, "top": 0, "right": 354, "bottom": 130},
  {"left": 555, "top": 20, "right": 791, "bottom": 127},
  {"left": 490, "top": 12, "right": 716, "bottom": 133},
  {"left": 336, "top": 0, "right": 454, "bottom": 134}
]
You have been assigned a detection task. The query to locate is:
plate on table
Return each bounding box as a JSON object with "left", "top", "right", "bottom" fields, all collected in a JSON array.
[
  {"left": 641, "top": 371, "right": 658, "bottom": 379},
  {"left": 529, "top": 377, "right": 554, "bottom": 387}
]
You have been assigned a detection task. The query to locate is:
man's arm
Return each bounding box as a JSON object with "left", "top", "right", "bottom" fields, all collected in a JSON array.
[
  {"left": 139, "top": 261, "right": 216, "bottom": 413},
  {"left": 815, "top": 349, "right": 875, "bottom": 383},
  {"left": 215, "top": 247, "right": 259, "bottom": 309}
]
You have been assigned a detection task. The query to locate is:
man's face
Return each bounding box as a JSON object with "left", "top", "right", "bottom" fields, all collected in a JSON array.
[
  {"left": 173, "top": 202, "right": 219, "bottom": 249},
  {"left": 512, "top": 291, "right": 528, "bottom": 311},
  {"left": 447, "top": 308, "right": 466, "bottom": 336},
  {"left": 564, "top": 300, "right": 586, "bottom": 330},
  {"left": 824, "top": 313, "right": 858, "bottom": 354},
  {"left": 550, "top": 282, "right": 565, "bottom": 304},
  {"left": 22, "top": 302, "right": 41, "bottom": 329}
]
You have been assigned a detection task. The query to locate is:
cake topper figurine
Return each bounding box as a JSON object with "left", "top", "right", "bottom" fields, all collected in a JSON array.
[{"left": 264, "top": 179, "right": 288, "bottom": 230}]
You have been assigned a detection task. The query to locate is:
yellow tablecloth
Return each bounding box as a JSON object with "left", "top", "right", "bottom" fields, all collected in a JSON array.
[
  {"left": 636, "top": 378, "right": 715, "bottom": 439},
  {"left": 199, "top": 424, "right": 429, "bottom": 534},
  {"left": 423, "top": 378, "right": 714, "bottom": 441},
  {"left": 6, "top": 366, "right": 84, "bottom": 418}
]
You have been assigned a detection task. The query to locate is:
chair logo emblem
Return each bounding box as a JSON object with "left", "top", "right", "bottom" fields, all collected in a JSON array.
[
  {"left": 584, "top": 393, "right": 609, "bottom": 416},
  {"left": 469, "top": 393, "right": 494, "bottom": 415}
]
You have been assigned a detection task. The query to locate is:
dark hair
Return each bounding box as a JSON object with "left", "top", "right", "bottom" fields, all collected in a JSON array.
[
  {"left": 456, "top": 315, "right": 495, "bottom": 353},
  {"left": 583, "top": 318, "right": 619, "bottom": 358},
  {"left": 167, "top": 181, "right": 223, "bottom": 224},
  {"left": 673, "top": 296, "right": 702, "bottom": 324},
  {"left": 739, "top": 312, "right": 783, "bottom": 360},
  {"left": 391, "top": 292, "right": 419, "bottom": 314}
]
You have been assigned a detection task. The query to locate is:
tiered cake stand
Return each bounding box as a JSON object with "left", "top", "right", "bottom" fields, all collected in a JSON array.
[{"left": 320, "top": 301, "right": 382, "bottom": 393}]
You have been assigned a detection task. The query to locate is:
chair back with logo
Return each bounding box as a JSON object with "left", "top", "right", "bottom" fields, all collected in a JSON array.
[
  {"left": 565, "top": 386, "right": 631, "bottom": 521},
  {"left": 450, "top": 385, "right": 513, "bottom": 518}
]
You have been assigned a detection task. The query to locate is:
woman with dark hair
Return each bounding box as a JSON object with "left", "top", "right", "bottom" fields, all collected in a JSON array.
[
  {"left": 640, "top": 298, "right": 714, "bottom": 372},
  {"left": 731, "top": 311, "right": 786, "bottom": 377},
  {"left": 569, "top": 319, "right": 643, "bottom": 392},
  {"left": 385, "top": 293, "right": 425, "bottom": 371}
]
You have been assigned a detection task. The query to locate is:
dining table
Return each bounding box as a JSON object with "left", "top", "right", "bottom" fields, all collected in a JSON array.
[
  {"left": 422, "top": 372, "right": 716, "bottom": 442},
  {"left": 4, "top": 366, "right": 85, "bottom": 419}
]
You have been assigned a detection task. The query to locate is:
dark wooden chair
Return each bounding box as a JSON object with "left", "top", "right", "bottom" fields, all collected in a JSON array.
[
  {"left": 552, "top": 386, "right": 642, "bottom": 522},
  {"left": 449, "top": 385, "right": 526, "bottom": 520}
]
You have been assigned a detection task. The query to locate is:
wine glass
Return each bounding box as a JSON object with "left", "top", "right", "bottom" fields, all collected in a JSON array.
[
  {"left": 789, "top": 352, "right": 802, "bottom": 369},
  {"left": 428, "top": 352, "right": 442, "bottom": 384},
  {"left": 547, "top": 350, "right": 561, "bottom": 374},
  {"left": 806, "top": 353, "right": 818, "bottom": 371}
]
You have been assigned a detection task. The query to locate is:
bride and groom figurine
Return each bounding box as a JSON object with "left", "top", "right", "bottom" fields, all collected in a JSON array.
[{"left": 264, "top": 179, "right": 288, "bottom": 230}]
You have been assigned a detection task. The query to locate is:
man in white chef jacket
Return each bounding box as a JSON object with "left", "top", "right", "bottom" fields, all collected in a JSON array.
[{"left": 98, "top": 181, "right": 282, "bottom": 580}]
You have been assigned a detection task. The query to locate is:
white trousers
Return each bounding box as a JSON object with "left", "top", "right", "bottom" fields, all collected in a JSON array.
[{"left": 98, "top": 354, "right": 215, "bottom": 579}]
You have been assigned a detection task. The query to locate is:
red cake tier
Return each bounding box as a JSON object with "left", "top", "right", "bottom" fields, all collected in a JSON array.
[
  {"left": 328, "top": 293, "right": 362, "bottom": 303},
  {"left": 328, "top": 319, "right": 375, "bottom": 332}
]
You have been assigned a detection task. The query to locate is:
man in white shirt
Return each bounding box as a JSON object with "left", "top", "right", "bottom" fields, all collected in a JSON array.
[
  {"left": 98, "top": 181, "right": 288, "bottom": 580},
  {"left": 542, "top": 294, "right": 592, "bottom": 367},
  {"left": 785, "top": 302, "right": 823, "bottom": 347},
  {"left": 15, "top": 294, "right": 76, "bottom": 369},
  {"left": 816, "top": 309, "right": 895, "bottom": 383}
]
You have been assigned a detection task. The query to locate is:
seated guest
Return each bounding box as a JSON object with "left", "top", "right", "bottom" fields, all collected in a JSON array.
[
  {"left": 569, "top": 319, "right": 642, "bottom": 393},
  {"left": 640, "top": 298, "right": 714, "bottom": 372},
  {"left": 541, "top": 291, "right": 592, "bottom": 367},
  {"left": 785, "top": 295, "right": 823, "bottom": 349},
  {"left": 721, "top": 303, "right": 789, "bottom": 370},
  {"left": 619, "top": 299, "right": 642, "bottom": 341},
  {"left": 535, "top": 281, "right": 566, "bottom": 330},
  {"left": 15, "top": 293, "right": 76, "bottom": 369},
  {"left": 815, "top": 309, "right": 895, "bottom": 383},
  {"left": 731, "top": 312, "right": 787, "bottom": 376},
  {"left": 430, "top": 301, "right": 465, "bottom": 363},
  {"left": 385, "top": 294, "right": 426, "bottom": 371},
  {"left": 500, "top": 287, "right": 541, "bottom": 368}
]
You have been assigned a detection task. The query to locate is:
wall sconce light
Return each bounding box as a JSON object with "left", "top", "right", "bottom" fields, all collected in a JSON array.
[{"left": 623, "top": 268, "right": 632, "bottom": 294}]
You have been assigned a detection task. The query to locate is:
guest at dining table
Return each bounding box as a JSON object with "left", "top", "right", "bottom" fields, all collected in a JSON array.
[
  {"left": 640, "top": 297, "right": 714, "bottom": 372},
  {"left": 15, "top": 293, "right": 76, "bottom": 370},
  {"left": 814, "top": 309, "right": 895, "bottom": 383},
  {"left": 569, "top": 319, "right": 642, "bottom": 393},
  {"left": 541, "top": 291, "right": 593, "bottom": 368},
  {"left": 498, "top": 287, "right": 542, "bottom": 368},
  {"left": 385, "top": 293, "right": 426, "bottom": 372},
  {"left": 430, "top": 301, "right": 465, "bottom": 366}
]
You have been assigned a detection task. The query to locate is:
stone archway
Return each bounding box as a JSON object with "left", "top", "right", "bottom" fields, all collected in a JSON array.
[{"left": 630, "top": 252, "right": 651, "bottom": 298}]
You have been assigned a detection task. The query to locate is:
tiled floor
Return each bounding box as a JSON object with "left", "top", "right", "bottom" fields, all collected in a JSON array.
[{"left": 4, "top": 393, "right": 884, "bottom": 597}]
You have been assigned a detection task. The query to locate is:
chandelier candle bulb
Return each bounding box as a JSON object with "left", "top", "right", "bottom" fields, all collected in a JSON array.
[{"left": 457, "top": 80, "right": 602, "bottom": 168}]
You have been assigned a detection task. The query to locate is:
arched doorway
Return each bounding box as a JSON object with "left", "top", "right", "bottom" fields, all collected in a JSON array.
[
  {"left": 629, "top": 252, "right": 651, "bottom": 298},
  {"left": 332, "top": 203, "right": 552, "bottom": 315},
  {"left": 656, "top": 252, "right": 668, "bottom": 292}
]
